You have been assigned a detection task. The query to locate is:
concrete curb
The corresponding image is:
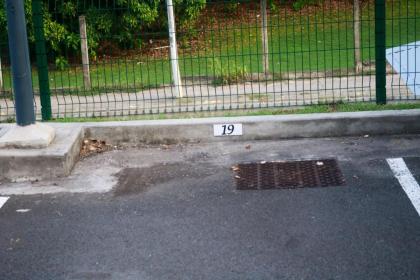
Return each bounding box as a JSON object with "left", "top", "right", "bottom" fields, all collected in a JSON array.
[
  {"left": 0, "top": 109, "right": 419, "bottom": 181},
  {"left": 83, "top": 109, "right": 420, "bottom": 145}
]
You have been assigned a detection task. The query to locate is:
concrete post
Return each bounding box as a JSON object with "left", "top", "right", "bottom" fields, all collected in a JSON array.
[
  {"left": 260, "top": 0, "right": 269, "bottom": 75},
  {"left": 166, "top": 0, "right": 184, "bottom": 98},
  {"left": 79, "top": 15, "right": 91, "bottom": 90}
]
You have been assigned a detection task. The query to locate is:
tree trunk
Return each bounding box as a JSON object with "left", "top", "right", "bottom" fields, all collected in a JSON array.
[
  {"left": 79, "top": 16, "right": 91, "bottom": 90},
  {"left": 261, "top": 0, "right": 269, "bottom": 75},
  {"left": 354, "top": 0, "right": 362, "bottom": 74},
  {"left": 0, "top": 56, "right": 3, "bottom": 90},
  {"left": 166, "top": 0, "right": 184, "bottom": 98}
]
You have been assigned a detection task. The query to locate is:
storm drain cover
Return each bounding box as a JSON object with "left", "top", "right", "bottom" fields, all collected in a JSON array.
[{"left": 233, "top": 159, "right": 345, "bottom": 190}]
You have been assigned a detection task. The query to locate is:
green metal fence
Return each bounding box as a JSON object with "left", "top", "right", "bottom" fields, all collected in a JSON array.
[{"left": 0, "top": 0, "right": 419, "bottom": 122}]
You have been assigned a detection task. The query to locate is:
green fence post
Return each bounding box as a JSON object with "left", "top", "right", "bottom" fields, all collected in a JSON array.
[
  {"left": 32, "top": 0, "right": 52, "bottom": 120},
  {"left": 375, "top": 0, "right": 386, "bottom": 105}
]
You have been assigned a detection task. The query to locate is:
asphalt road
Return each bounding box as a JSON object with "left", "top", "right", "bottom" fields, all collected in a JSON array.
[{"left": 1, "top": 135, "right": 420, "bottom": 280}]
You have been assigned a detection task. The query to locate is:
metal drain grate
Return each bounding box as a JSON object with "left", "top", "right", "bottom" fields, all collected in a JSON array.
[{"left": 233, "top": 159, "right": 345, "bottom": 190}]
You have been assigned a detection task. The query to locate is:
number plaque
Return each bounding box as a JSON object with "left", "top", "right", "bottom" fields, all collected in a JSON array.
[{"left": 213, "top": 124, "right": 243, "bottom": 136}]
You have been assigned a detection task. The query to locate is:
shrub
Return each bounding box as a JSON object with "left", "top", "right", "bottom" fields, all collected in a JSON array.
[
  {"left": 209, "top": 58, "right": 248, "bottom": 86},
  {"left": 292, "top": 0, "right": 320, "bottom": 10},
  {"left": 55, "top": 56, "right": 69, "bottom": 70}
]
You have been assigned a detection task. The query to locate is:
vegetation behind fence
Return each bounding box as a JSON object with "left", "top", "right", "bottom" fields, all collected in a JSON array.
[{"left": 0, "top": 0, "right": 419, "bottom": 121}]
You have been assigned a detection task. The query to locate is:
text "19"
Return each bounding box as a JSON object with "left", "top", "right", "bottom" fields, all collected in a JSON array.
[{"left": 213, "top": 124, "right": 243, "bottom": 137}]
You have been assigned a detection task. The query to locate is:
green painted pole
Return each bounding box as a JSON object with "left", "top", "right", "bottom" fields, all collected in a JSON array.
[
  {"left": 5, "top": 0, "right": 36, "bottom": 126},
  {"left": 32, "top": 0, "right": 52, "bottom": 120},
  {"left": 375, "top": 0, "right": 386, "bottom": 105}
]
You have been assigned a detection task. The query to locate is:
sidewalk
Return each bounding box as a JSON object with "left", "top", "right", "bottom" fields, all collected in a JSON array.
[{"left": 0, "top": 74, "right": 413, "bottom": 120}]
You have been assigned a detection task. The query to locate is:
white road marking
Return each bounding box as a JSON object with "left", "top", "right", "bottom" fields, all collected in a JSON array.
[
  {"left": 0, "top": 196, "right": 10, "bottom": 209},
  {"left": 16, "top": 209, "right": 31, "bottom": 213},
  {"left": 387, "top": 158, "right": 420, "bottom": 216}
]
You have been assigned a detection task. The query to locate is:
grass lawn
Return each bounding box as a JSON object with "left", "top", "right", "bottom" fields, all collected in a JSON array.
[
  {"left": 0, "top": 0, "right": 419, "bottom": 95},
  {"left": 49, "top": 101, "right": 420, "bottom": 123}
]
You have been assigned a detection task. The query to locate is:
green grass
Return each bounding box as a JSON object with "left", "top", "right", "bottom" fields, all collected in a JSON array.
[
  {"left": 49, "top": 101, "right": 420, "bottom": 123},
  {"left": 1, "top": 0, "right": 419, "bottom": 96}
]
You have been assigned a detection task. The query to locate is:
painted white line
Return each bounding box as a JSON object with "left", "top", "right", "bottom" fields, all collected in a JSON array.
[
  {"left": 387, "top": 158, "right": 420, "bottom": 216},
  {"left": 16, "top": 209, "right": 31, "bottom": 213},
  {"left": 0, "top": 196, "right": 10, "bottom": 209}
]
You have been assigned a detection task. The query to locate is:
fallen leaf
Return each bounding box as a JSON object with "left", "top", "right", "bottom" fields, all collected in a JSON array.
[{"left": 80, "top": 138, "right": 113, "bottom": 158}]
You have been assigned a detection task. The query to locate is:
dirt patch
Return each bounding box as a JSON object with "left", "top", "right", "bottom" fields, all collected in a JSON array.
[{"left": 114, "top": 162, "right": 216, "bottom": 196}]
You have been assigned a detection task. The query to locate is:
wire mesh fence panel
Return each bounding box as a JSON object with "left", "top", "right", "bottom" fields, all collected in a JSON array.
[
  {"left": 0, "top": 0, "right": 419, "bottom": 122},
  {"left": 0, "top": 25, "right": 15, "bottom": 122},
  {"left": 43, "top": 0, "right": 177, "bottom": 118},
  {"left": 386, "top": 0, "right": 420, "bottom": 100}
]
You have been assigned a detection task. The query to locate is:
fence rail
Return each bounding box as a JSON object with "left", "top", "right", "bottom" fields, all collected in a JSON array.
[{"left": 0, "top": 0, "right": 419, "bottom": 122}]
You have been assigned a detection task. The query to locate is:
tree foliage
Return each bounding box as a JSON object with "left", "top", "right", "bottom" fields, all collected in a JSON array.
[
  {"left": 0, "top": 0, "right": 323, "bottom": 66},
  {"left": 0, "top": 0, "right": 206, "bottom": 64}
]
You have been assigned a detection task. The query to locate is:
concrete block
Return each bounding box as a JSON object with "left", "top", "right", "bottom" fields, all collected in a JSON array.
[
  {"left": 0, "top": 124, "right": 83, "bottom": 182},
  {"left": 0, "top": 123, "right": 55, "bottom": 149}
]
